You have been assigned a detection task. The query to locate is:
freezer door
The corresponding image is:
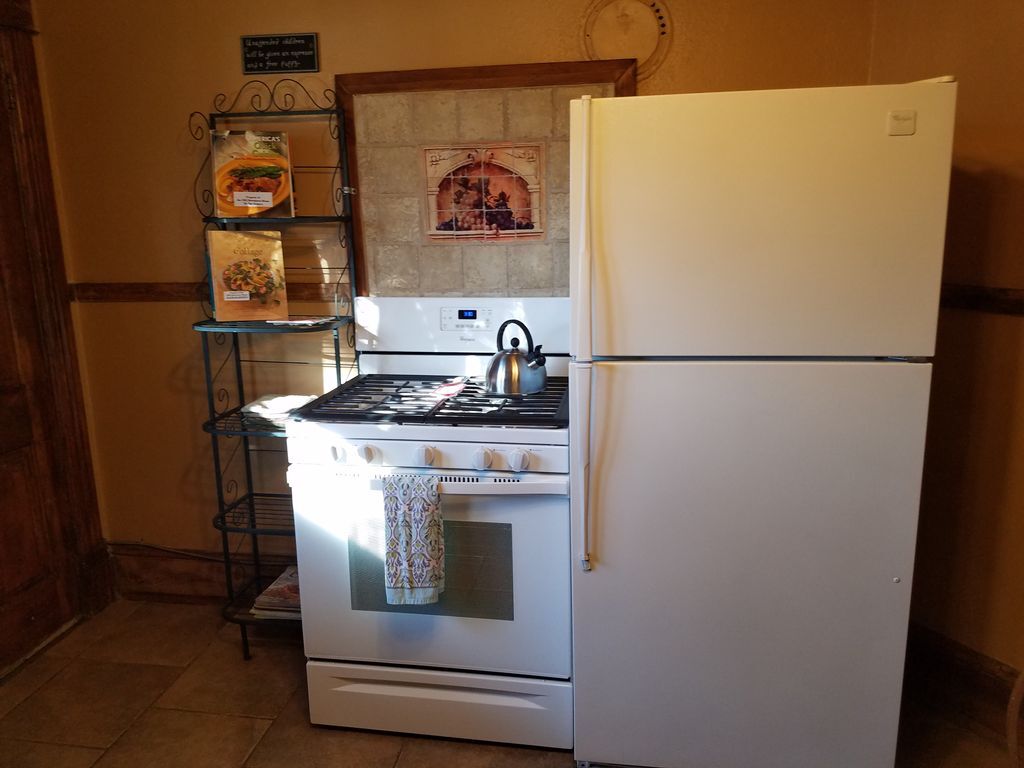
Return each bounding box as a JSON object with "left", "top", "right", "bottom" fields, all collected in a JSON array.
[
  {"left": 572, "top": 360, "right": 931, "bottom": 768},
  {"left": 570, "top": 82, "right": 956, "bottom": 357}
]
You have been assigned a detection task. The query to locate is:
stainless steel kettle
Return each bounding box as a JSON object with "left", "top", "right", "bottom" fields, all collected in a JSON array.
[{"left": 485, "top": 319, "right": 547, "bottom": 396}]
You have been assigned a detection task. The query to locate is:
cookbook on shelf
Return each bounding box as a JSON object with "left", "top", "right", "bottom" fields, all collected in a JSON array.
[
  {"left": 206, "top": 230, "right": 289, "bottom": 322},
  {"left": 211, "top": 129, "right": 295, "bottom": 218}
]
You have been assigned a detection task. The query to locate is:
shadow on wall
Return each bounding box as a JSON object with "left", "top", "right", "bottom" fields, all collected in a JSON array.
[
  {"left": 910, "top": 164, "right": 1022, "bottom": 649},
  {"left": 941, "top": 165, "right": 996, "bottom": 285}
]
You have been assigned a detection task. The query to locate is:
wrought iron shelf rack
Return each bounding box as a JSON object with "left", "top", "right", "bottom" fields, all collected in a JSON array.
[
  {"left": 190, "top": 80, "right": 358, "bottom": 659},
  {"left": 214, "top": 493, "right": 295, "bottom": 537},
  {"left": 202, "top": 214, "right": 351, "bottom": 226}
]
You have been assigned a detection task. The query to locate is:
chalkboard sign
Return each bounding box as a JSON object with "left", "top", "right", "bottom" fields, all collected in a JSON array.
[{"left": 241, "top": 33, "right": 319, "bottom": 75}]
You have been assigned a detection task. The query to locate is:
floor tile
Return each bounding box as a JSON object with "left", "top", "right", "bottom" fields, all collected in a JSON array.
[
  {"left": 2, "top": 600, "right": 1011, "bottom": 768},
  {"left": 77, "top": 602, "right": 223, "bottom": 667},
  {"left": 0, "top": 659, "right": 180, "bottom": 749},
  {"left": 0, "top": 654, "right": 70, "bottom": 719},
  {"left": 216, "top": 619, "right": 303, "bottom": 649},
  {"left": 155, "top": 632, "right": 305, "bottom": 718},
  {"left": 44, "top": 601, "right": 142, "bottom": 660},
  {"left": 394, "top": 736, "right": 575, "bottom": 768},
  {"left": 245, "top": 688, "right": 403, "bottom": 768},
  {"left": 95, "top": 708, "right": 270, "bottom": 768},
  {"left": 485, "top": 744, "right": 576, "bottom": 767},
  {"left": 0, "top": 738, "right": 103, "bottom": 768}
]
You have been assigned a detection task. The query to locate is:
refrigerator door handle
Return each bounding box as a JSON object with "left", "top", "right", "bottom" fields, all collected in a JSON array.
[
  {"left": 571, "top": 363, "right": 593, "bottom": 571},
  {"left": 573, "top": 95, "right": 594, "bottom": 363}
]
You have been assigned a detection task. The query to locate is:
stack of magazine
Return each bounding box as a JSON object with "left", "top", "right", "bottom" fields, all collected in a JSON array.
[{"left": 250, "top": 565, "right": 301, "bottom": 620}]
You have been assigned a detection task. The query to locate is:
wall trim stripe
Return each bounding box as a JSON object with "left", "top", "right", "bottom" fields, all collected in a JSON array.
[
  {"left": 68, "top": 282, "right": 345, "bottom": 304},
  {"left": 68, "top": 281, "right": 1024, "bottom": 316},
  {"left": 940, "top": 283, "right": 1024, "bottom": 316}
]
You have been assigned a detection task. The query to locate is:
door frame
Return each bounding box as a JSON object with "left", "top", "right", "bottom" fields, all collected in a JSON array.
[{"left": 0, "top": 0, "right": 111, "bottom": 670}]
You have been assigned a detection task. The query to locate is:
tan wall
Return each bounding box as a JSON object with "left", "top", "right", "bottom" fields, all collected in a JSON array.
[
  {"left": 41, "top": 1, "right": 1024, "bottom": 672},
  {"left": 46, "top": 0, "right": 1024, "bottom": 674},
  {"left": 869, "top": 1, "right": 1024, "bottom": 669},
  {"left": 32, "top": 1, "right": 873, "bottom": 553}
]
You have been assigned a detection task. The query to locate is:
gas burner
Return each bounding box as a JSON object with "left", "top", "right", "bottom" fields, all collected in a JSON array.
[{"left": 294, "top": 375, "right": 569, "bottom": 428}]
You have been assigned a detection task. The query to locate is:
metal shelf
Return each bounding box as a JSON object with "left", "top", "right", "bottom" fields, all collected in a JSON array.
[
  {"left": 203, "top": 214, "right": 351, "bottom": 226},
  {"left": 214, "top": 493, "right": 295, "bottom": 536},
  {"left": 192, "top": 317, "right": 350, "bottom": 334}
]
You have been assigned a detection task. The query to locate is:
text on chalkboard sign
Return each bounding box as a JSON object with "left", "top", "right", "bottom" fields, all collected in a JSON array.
[{"left": 242, "top": 34, "right": 319, "bottom": 75}]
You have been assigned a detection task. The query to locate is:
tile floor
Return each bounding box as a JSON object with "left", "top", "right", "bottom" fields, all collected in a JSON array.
[{"left": 0, "top": 599, "right": 1010, "bottom": 767}]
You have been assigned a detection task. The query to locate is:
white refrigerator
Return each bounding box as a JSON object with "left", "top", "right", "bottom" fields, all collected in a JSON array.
[{"left": 568, "top": 80, "right": 956, "bottom": 768}]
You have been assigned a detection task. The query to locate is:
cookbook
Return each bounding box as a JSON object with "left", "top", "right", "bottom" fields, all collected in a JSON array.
[
  {"left": 211, "top": 130, "right": 295, "bottom": 218},
  {"left": 207, "top": 230, "right": 289, "bottom": 321}
]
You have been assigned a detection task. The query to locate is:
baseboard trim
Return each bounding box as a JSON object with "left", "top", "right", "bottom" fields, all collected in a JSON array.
[
  {"left": 107, "top": 542, "right": 292, "bottom": 601},
  {"left": 904, "top": 622, "right": 1023, "bottom": 747},
  {"left": 77, "top": 539, "right": 116, "bottom": 612}
]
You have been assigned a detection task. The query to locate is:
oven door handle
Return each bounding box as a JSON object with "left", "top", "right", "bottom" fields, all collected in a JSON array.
[{"left": 368, "top": 478, "right": 569, "bottom": 496}]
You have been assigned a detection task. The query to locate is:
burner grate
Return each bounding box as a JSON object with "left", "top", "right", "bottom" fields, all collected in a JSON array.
[{"left": 295, "top": 375, "right": 568, "bottom": 428}]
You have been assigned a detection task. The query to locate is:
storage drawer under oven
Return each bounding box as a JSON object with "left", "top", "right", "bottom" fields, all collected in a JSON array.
[{"left": 307, "top": 660, "right": 573, "bottom": 748}]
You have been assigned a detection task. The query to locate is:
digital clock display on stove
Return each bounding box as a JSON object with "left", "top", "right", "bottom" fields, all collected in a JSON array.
[{"left": 440, "top": 306, "right": 492, "bottom": 331}]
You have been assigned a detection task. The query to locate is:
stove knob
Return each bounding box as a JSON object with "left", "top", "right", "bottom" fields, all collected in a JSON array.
[
  {"left": 473, "top": 447, "right": 494, "bottom": 470},
  {"left": 330, "top": 445, "right": 347, "bottom": 463},
  {"left": 508, "top": 449, "right": 531, "bottom": 472},
  {"left": 414, "top": 445, "right": 435, "bottom": 466},
  {"left": 356, "top": 444, "right": 375, "bottom": 463}
]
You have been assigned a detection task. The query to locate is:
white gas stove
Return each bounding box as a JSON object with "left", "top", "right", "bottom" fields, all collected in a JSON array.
[{"left": 285, "top": 297, "right": 572, "bottom": 749}]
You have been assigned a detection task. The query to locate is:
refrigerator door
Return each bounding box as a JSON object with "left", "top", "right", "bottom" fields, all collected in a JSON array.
[
  {"left": 569, "top": 81, "right": 956, "bottom": 358},
  {"left": 571, "top": 360, "right": 931, "bottom": 768}
]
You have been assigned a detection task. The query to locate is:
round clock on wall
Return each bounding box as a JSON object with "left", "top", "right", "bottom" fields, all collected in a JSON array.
[{"left": 581, "top": 0, "right": 673, "bottom": 82}]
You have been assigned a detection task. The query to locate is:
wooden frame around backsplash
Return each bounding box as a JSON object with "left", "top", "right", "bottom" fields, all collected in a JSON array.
[{"left": 334, "top": 59, "right": 638, "bottom": 296}]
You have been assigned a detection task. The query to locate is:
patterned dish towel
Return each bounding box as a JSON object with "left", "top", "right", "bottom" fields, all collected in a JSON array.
[{"left": 383, "top": 475, "right": 445, "bottom": 605}]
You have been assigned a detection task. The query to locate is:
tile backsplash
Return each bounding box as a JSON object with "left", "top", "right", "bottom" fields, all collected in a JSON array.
[{"left": 354, "top": 83, "right": 613, "bottom": 297}]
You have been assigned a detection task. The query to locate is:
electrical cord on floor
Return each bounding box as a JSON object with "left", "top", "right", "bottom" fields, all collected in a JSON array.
[{"left": 1009, "top": 669, "right": 1024, "bottom": 767}]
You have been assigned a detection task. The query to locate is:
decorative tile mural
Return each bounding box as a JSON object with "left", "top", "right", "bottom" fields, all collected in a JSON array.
[
  {"left": 425, "top": 144, "right": 543, "bottom": 239},
  {"left": 354, "top": 82, "right": 615, "bottom": 297}
]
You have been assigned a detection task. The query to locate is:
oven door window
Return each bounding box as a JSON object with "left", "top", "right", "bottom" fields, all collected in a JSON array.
[{"left": 348, "top": 520, "right": 514, "bottom": 620}]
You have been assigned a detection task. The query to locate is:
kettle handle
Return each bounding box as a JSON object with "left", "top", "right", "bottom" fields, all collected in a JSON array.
[{"left": 496, "top": 319, "right": 534, "bottom": 354}]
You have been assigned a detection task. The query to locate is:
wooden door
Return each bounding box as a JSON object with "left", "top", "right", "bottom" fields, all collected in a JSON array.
[{"left": 0, "top": 3, "right": 110, "bottom": 671}]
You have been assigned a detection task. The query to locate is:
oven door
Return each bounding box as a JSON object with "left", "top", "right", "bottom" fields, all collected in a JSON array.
[{"left": 288, "top": 466, "right": 571, "bottom": 679}]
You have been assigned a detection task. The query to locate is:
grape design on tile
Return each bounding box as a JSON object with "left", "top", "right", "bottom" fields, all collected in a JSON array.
[{"left": 425, "top": 144, "right": 543, "bottom": 239}]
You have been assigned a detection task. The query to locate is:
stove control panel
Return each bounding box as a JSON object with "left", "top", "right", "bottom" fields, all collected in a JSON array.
[
  {"left": 440, "top": 307, "right": 494, "bottom": 332},
  {"left": 288, "top": 431, "right": 569, "bottom": 474}
]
